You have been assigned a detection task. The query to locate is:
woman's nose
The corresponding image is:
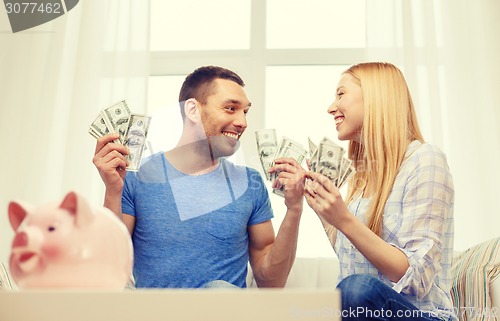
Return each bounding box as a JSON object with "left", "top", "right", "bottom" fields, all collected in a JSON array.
[{"left": 327, "top": 101, "right": 338, "bottom": 115}]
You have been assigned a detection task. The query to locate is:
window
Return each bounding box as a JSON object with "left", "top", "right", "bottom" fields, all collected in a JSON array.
[
  {"left": 148, "top": 0, "right": 366, "bottom": 257},
  {"left": 150, "top": 0, "right": 251, "bottom": 51},
  {"left": 266, "top": 0, "right": 365, "bottom": 48}
]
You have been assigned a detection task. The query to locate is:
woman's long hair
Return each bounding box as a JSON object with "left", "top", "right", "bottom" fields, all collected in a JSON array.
[{"left": 344, "top": 62, "right": 424, "bottom": 237}]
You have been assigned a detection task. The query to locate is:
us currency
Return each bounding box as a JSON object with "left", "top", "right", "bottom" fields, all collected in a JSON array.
[
  {"left": 88, "top": 127, "right": 101, "bottom": 139},
  {"left": 255, "top": 129, "right": 278, "bottom": 181},
  {"left": 270, "top": 137, "right": 304, "bottom": 181},
  {"left": 89, "top": 112, "right": 112, "bottom": 138},
  {"left": 317, "top": 137, "right": 344, "bottom": 187},
  {"left": 102, "top": 100, "right": 131, "bottom": 144},
  {"left": 308, "top": 137, "right": 318, "bottom": 172},
  {"left": 272, "top": 136, "right": 307, "bottom": 197},
  {"left": 123, "top": 113, "right": 152, "bottom": 172},
  {"left": 337, "top": 161, "right": 355, "bottom": 189}
]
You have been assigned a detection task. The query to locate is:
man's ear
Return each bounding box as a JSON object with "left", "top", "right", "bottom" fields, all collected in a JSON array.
[{"left": 184, "top": 98, "right": 200, "bottom": 123}]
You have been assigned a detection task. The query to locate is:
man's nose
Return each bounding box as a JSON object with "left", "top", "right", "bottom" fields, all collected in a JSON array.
[{"left": 234, "top": 111, "right": 247, "bottom": 129}]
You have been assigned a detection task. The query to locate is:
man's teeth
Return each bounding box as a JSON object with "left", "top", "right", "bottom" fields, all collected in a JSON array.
[
  {"left": 222, "top": 132, "right": 239, "bottom": 140},
  {"left": 335, "top": 117, "right": 344, "bottom": 125}
]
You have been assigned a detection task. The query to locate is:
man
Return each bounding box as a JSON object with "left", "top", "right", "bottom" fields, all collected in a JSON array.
[{"left": 93, "top": 66, "right": 305, "bottom": 288}]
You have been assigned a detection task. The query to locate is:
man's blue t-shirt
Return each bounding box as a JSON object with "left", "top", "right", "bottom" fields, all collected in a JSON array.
[{"left": 122, "top": 152, "right": 274, "bottom": 288}]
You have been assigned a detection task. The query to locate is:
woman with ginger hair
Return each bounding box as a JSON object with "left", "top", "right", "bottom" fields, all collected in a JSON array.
[{"left": 305, "top": 62, "right": 456, "bottom": 321}]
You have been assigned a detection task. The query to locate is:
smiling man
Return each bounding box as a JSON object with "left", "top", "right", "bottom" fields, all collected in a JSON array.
[{"left": 93, "top": 66, "right": 306, "bottom": 288}]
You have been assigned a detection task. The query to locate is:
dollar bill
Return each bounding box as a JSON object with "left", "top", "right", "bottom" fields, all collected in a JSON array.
[
  {"left": 271, "top": 136, "right": 307, "bottom": 197},
  {"left": 308, "top": 136, "right": 356, "bottom": 189},
  {"left": 271, "top": 137, "right": 308, "bottom": 180},
  {"left": 88, "top": 127, "right": 101, "bottom": 139},
  {"left": 255, "top": 129, "right": 278, "bottom": 181},
  {"left": 89, "top": 112, "right": 112, "bottom": 138},
  {"left": 102, "top": 100, "right": 131, "bottom": 144},
  {"left": 337, "top": 161, "right": 355, "bottom": 189},
  {"left": 317, "top": 137, "right": 344, "bottom": 186},
  {"left": 123, "top": 113, "right": 152, "bottom": 172},
  {"left": 308, "top": 137, "right": 318, "bottom": 172}
]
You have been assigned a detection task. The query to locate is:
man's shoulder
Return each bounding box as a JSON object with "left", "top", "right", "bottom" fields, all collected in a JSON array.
[
  {"left": 130, "top": 152, "right": 166, "bottom": 183},
  {"left": 220, "top": 160, "right": 270, "bottom": 201},
  {"left": 221, "top": 159, "right": 264, "bottom": 180}
]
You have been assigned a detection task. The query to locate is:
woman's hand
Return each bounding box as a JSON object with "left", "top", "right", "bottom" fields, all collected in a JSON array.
[{"left": 304, "top": 171, "right": 351, "bottom": 228}]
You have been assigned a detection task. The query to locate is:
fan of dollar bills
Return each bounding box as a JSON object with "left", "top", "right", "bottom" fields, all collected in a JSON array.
[
  {"left": 308, "top": 136, "right": 355, "bottom": 190},
  {"left": 255, "top": 129, "right": 307, "bottom": 196},
  {"left": 255, "top": 129, "right": 355, "bottom": 196},
  {"left": 89, "top": 100, "right": 152, "bottom": 172}
]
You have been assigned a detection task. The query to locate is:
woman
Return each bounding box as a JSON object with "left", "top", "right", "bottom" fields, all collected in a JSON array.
[{"left": 305, "top": 62, "right": 456, "bottom": 321}]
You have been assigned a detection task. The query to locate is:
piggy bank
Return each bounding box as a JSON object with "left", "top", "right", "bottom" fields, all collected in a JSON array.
[{"left": 8, "top": 191, "right": 133, "bottom": 289}]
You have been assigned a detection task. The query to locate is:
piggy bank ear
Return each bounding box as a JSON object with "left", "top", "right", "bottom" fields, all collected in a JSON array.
[
  {"left": 8, "top": 202, "right": 28, "bottom": 231},
  {"left": 60, "top": 191, "right": 93, "bottom": 227}
]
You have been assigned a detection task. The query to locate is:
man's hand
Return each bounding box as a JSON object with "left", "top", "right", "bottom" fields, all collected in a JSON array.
[
  {"left": 92, "top": 133, "right": 129, "bottom": 195},
  {"left": 269, "top": 157, "right": 306, "bottom": 212}
]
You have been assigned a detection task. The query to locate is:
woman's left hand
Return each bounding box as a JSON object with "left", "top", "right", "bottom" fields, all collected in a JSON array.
[{"left": 304, "top": 171, "right": 350, "bottom": 228}]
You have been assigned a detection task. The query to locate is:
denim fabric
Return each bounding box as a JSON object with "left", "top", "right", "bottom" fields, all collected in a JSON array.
[{"left": 337, "top": 274, "right": 451, "bottom": 321}]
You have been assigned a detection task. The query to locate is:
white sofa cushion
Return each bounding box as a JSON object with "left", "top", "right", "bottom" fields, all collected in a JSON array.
[{"left": 284, "top": 257, "right": 339, "bottom": 288}]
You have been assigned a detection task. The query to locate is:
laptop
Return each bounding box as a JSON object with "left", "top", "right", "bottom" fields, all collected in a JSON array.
[{"left": 0, "top": 288, "right": 341, "bottom": 321}]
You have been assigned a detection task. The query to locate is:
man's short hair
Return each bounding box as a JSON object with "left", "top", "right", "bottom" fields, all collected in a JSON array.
[{"left": 178, "top": 66, "right": 245, "bottom": 119}]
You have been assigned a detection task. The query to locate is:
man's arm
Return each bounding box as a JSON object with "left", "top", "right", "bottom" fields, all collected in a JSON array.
[
  {"left": 248, "top": 207, "right": 302, "bottom": 287},
  {"left": 122, "top": 214, "right": 136, "bottom": 236},
  {"left": 249, "top": 157, "right": 305, "bottom": 287},
  {"left": 92, "top": 133, "right": 135, "bottom": 234}
]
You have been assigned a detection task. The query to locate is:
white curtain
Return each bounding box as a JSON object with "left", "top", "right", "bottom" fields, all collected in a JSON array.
[
  {"left": 365, "top": 0, "right": 500, "bottom": 250},
  {"left": 0, "top": 0, "right": 150, "bottom": 263}
]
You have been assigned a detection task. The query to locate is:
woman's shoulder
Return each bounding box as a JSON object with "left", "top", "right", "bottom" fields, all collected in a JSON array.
[
  {"left": 400, "top": 141, "right": 455, "bottom": 201},
  {"left": 404, "top": 140, "right": 450, "bottom": 169}
]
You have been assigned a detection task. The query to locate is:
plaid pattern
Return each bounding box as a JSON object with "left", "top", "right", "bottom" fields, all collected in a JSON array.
[
  {"left": 451, "top": 238, "right": 500, "bottom": 321},
  {"left": 0, "top": 262, "right": 14, "bottom": 291},
  {"left": 334, "top": 141, "right": 456, "bottom": 320}
]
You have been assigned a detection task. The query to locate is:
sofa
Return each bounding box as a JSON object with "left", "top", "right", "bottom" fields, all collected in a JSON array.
[{"left": 247, "top": 238, "right": 500, "bottom": 321}]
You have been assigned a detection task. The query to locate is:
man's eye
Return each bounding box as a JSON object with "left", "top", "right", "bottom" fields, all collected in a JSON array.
[{"left": 225, "top": 106, "right": 235, "bottom": 111}]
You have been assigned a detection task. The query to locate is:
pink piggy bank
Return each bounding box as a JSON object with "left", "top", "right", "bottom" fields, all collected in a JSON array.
[{"left": 8, "top": 191, "right": 133, "bottom": 289}]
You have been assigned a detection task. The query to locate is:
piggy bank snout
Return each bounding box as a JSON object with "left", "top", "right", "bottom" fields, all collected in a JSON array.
[
  {"left": 11, "top": 227, "right": 44, "bottom": 250},
  {"left": 12, "top": 231, "right": 28, "bottom": 248}
]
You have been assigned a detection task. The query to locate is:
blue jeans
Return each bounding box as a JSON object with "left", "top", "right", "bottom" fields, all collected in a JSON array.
[{"left": 337, "top": 274, "right": 448, "bottom": 321}]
